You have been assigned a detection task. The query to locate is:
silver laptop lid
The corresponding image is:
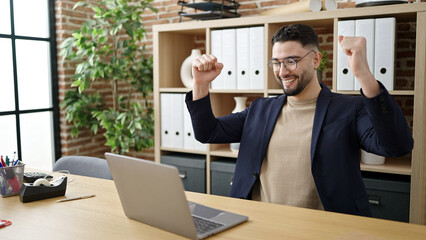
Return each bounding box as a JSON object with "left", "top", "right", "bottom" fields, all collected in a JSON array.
[{"left": 105, "top": 152, "right": 198, "bottom": 239}]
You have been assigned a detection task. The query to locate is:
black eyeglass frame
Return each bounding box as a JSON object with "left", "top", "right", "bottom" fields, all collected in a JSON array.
[{"left": 267, "top": 50, "right": 316, "bottom": 72}]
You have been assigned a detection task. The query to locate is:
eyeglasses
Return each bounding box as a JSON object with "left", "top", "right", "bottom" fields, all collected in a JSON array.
[{"left": 267, "top": 50, "right": 315, "bottom": 72}]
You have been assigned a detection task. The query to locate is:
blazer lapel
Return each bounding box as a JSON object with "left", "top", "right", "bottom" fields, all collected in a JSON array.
[
  {"left": 311, "top": 84, "right": 333, "bottom": 163},
  {"left": 258, "top": 95, "right": 286, "bottom": 161}
]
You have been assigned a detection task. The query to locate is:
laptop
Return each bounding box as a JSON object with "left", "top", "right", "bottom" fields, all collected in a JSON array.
[{"left": 105, "top": 152, "right": 248, "bottom": 239}]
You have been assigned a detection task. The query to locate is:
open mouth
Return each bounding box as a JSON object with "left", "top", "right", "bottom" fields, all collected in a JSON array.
[{"left": 281, "top": 76, "right": 298, "bottom": 85}]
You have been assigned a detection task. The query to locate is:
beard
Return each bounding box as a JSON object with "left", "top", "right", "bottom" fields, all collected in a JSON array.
[{"left": 276, "top": 71, "right": 314, "bottom": 96}]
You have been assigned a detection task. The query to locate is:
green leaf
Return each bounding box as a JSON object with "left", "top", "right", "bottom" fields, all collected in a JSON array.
[
  {"left": 110, "top": 27, "right": 118, "bottom": 36},
  {"left": 92, "top": 6, "right": 102, "bottom": 15},
  {"left": 71, "top": 79, "right": 81, "bottom": 87},
  {"left": 117, "top": 112, "right": 126, "bottom": 120},
  {"left": 73, "top": 1, "right": 88, "bottom": 10},
  {"left": 120, "top": 115, "right": 126, "bottom": 125},
  {"left": 76, "top": 63, "right": 85, "bottom": 73},
  {"left": 78, "top": 82, "right": 85, "bottom": 93},
  {"left": 72, "top": 32, "right": 82, "bottom": 39},
  {"left": 91, "top": 124, "right": 98, "bottom": 134}
]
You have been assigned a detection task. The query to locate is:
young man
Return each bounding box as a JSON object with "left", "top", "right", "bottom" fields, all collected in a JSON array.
[{"left": 185, "top": 24, "right": 413, "bottom": 217}]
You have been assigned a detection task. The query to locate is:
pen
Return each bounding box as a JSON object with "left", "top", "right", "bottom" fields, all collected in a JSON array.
[
  {"left": 0, "top": 156, "right": 5, "bottom": 167},
  {"left": 56, "top": 194, "right": 96, "bottom": 203},
  {"left": 11, "top": 151, "right": 16, "bottom": 166},
  {"left": 5, "top": 156, "right": 9, "bottom": 166},
  {"left": 13, "top": 159, "right": 20, "bottom": 166}
]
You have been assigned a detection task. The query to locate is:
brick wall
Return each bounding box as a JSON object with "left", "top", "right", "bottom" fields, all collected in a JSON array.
[{"left": 55, "top": 0, "right": 416, "bottom": 160}]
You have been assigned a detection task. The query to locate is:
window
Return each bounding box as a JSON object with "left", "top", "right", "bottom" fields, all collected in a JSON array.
[{"left": 0, "top": 0, "right": 60, "bottom": 170}]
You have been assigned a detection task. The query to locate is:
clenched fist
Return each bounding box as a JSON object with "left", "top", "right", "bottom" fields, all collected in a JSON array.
[{"left": 192, "top": 54, "right": 224, "bottom": 100}]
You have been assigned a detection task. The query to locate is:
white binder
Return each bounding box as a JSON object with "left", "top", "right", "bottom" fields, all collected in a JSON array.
[
  {"left": 183, "top": 93, "right": 194, "bottom": 150},
  {"left": 236, "top": 28, "right": 250, "bottom": 90},
  {"left": 210, "top": 29, "right": 223, "bottom": 90},
  {"left": 183, "top": 94, "right": 207, "bottom": 151},
  {"left": 222, "top": 29, "right": 237, "bottom": 89},
  {"left": 374, "top": 17, "right": 395, "bottom": 90},
  {"left": 249, "top": 26, "right": 264, "bottom": 90},
  {"left": 160, "top": 93, "right": 172, "bottom": 148},
  {"left": 337, "top": 20, "right": 355, "bottom": 91},
  {"left": 170, "top": 94, "right": 184, "bottom": 149},
  {"left": 355, "top": 18, "right": 375, "bottom": 91}
]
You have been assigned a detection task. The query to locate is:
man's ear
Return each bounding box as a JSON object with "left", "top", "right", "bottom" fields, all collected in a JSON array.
[{"left": 314, "top": 51, "right": 322, "bottom": 70}]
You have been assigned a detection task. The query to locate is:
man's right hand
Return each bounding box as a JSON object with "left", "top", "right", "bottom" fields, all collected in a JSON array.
[{"left": 192, "top": 54, "right": 223, "bottom": 100}]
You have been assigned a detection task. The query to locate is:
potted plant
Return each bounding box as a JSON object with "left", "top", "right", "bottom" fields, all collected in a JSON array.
[
  {"left": 60, "top": 0, "right": 157, "bottom": 154},
  {"left": 317, "top": 49, "right": 328, "bottom": 83}
]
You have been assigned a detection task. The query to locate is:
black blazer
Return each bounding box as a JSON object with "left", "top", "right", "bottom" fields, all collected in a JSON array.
[{"left": 185, "top": 82, "right": 413, "bottom": 217}]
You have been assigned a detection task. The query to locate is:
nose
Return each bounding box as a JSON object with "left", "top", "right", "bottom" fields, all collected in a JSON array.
[{"left": 278, "top": 63, "right": 290, "bottom": 76}]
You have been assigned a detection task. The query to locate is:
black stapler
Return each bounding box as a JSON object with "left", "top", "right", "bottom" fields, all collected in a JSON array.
[{"left": 19, "top": 176, "right": 67, "bottom": 203}]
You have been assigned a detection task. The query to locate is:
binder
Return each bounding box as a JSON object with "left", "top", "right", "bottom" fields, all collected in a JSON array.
[
  {"left": 355, "top": 19, "right": 375, "bottom": 91},
  {"left": 183, "top": 95, "right": 207, "bottom": 151},
  {"left": 170, "top": 94, "right": 184, "bottom": 149},
  {"left": 183, "top": 93, "right": 193, "bottom": 150},
  {"left": 222, "top": 28, "right": 237, "bottom": 89},
  {"left": 210, "top": 29, "right": 223, "bottom": 89},
  {"left": 337, "top": 20, "right": 355, "bottom": 91},
  {"left": 160, "top": 93, "right": 172, "bottom": 148},
  {"left": 374, "top": 17, "right": 395, "bottom": 90},
  {"left": 236, "top": 28, "right": 250, "bottom": 90},
  {"left": 249, "top": 26, "right": 264, "bottom": 90}
]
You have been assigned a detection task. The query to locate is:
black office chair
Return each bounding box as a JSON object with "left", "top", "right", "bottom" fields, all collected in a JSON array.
[{"left": 52, "top": 156, "right": 113, "bottom": 180}]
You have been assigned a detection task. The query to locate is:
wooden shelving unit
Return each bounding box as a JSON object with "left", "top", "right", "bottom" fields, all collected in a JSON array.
[{"left": 153, "top": 3, "right": 426, "bottom": 224}]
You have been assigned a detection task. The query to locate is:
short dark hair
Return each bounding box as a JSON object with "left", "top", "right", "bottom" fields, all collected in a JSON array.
[{"left": 271, "top": 24, "right": 319, "bottom": 50}]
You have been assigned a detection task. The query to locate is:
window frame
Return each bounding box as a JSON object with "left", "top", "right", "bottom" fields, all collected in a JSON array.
[{"left": 0, "top": 0, "right": 61, "bottom": 163}]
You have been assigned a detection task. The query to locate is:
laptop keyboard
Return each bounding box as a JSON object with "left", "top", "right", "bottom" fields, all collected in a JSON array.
[{"left": 193, "top": 215, "right": 224, "bottom": 235}]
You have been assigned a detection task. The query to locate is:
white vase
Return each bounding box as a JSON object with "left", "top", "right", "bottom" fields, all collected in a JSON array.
[
  {"left": 180, "top": 49, "right": 202, "bottom": 89},
  {"left": 230, "top": 96, "right": 248, "bottom": 152},
  {"left": 232, "top": 96, "right": 248, "bottom": 113}
]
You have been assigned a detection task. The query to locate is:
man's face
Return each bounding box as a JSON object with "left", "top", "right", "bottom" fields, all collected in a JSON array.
[{"left": 271, "top": 41, "right": 317, "bottom": 96}]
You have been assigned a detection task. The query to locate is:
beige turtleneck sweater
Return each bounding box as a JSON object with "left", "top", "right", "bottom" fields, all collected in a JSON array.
[{"left": 252, "top": 96, "right": 323, "bottom": 210}]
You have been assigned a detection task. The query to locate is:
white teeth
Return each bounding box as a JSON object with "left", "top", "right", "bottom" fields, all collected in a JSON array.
[{"left": 283, "top": 77, "right": 296, "bottom": 83}]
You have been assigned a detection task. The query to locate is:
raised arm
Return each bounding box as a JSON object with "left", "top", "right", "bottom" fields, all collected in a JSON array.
[{"left": 338, "top": 35, "right": 380, "bottom": 98}]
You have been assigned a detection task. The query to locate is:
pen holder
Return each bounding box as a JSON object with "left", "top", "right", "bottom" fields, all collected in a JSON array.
[{"left": 0, "top": 163, "right": 25, "bottom": 197}]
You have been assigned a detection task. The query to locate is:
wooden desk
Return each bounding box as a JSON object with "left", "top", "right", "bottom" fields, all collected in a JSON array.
[{"left": 1, "top": 172, "right": 425, "bottom": 240}]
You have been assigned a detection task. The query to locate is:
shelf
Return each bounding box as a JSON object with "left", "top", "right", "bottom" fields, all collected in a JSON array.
[
  {"left": 210, "top": 89, "right": 265, "bottom": 94},
  {"left": 268, "top": 89, "right": 284, "bottom": 95},
  {"left": 207, "top": 146, "right": 412, "bottom": 175},
  {"left": 211, "top": 146, "right": 411, "bottom": 175},
  {"left": 160, "top": 147, "right": 207, "bottom": 155},
  {"left": 270, "top": 89, "right": 415, "bottom": 96},
  {"left": 335, "top": 90, "right": 414, "bottom": 95},
  {"left": 210, "top": 145, "right": 238, "bottom": 158},
  {"left": 361, "top": 156, "right": 411, "bottom": 175},
  {"left": 159, "top": 88, "right": 265, "bottom": 94},
  {"left": 160, "top": 88, "right": 190, "bottom": 93}
]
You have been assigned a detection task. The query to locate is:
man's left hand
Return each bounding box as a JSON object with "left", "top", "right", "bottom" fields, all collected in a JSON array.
[{"left": 338, "top": 35, "right": 380, "bottom": 98}]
